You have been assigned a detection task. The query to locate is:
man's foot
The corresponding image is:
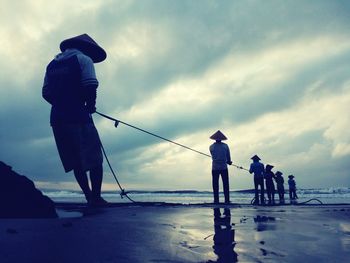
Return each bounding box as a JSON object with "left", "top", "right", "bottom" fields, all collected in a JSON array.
[
  {"left": 88, "top": 196, "right": 109, "bottom": 207},
  {"left": 84, "top": 192, "right": 93, "bottom": 203}
]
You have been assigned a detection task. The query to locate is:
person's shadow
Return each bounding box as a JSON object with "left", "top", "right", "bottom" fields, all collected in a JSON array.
[{"left": 210, "top": 208, "right": 238, "bottom": 262}]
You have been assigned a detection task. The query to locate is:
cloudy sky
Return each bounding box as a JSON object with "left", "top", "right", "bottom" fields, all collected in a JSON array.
[{"left": 1, "top": 0, "right": 349, "bottom": 192}]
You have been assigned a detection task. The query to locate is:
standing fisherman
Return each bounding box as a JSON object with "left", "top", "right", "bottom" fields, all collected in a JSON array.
[
  {"left": 264, "top": 164, "right": 275, "bottom": 205},
  {"left": 275, "top": 171, "right": 285, "bottom": 204},
  {"left": 42, "top": 34, "right": 107, "bottom": 206},
  {"left": 209, "top": 130, "right": 232, "bottom": 204},
  {"left": 249, "top": 155, "right": 265, "bottom": 205},
  {"left": 288, "top": 175, "right": 298, "bottom": 202}
]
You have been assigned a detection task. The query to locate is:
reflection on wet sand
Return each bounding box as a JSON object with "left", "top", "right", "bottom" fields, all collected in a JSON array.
[
  {"left": 340, "top": 222, "right": 350, "bottom": 251},
  {"left": 210, "top": 208, "right": 238, "bottom": 262},
  {"left": 254, "top": 215, "right": 277, "bottom": 232}
]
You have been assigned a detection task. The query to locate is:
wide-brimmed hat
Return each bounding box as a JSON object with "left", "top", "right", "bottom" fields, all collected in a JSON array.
[
  {"left": 60, "top": 33, "right": 107, "bottom": 63},
  {"left": 266, "top": 164, "right": 274, "bottom": 170},
  {"left": 275, "top": 171, "right": 283, "bottom": 176},
  {"left": 288, "top": 175, "right": 294, "bottom": 178},
  {"left": 210, "top": 130, "right": 227, "bottom": 141},
  {"left": 251, "top": 154, "right": 261, "bottom": 161}
]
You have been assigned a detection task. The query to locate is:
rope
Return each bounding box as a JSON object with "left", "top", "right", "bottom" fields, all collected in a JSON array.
[
  {"left": 99, "top": 139, "right": 136, "bottom": 203},
  {"left": 96, "top": 111, "right": 249, "bottom": 171},
  {"left": 250, "top": 197, "right": 323, "bottom": 205},
  {"left": 204, "top": 234, "right": 214, "bottom": 240},
  {"left": 251, "top": 197, "right": 256, "bottom": 205},
  {"left": 95, "top": 112, "right": 324, "bottom": 206},
  {"left": 296, "top": 198, "right": 323, "bottom": 205}
]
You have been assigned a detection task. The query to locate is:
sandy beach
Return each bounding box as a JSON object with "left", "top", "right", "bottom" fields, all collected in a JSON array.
[{"left": 1, "top": 203, "right": 349, "bottom": 263}]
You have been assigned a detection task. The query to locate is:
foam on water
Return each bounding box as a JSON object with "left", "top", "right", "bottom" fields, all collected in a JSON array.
[{"left": 43, "top": 187, "right": 350, "bottom": 204}]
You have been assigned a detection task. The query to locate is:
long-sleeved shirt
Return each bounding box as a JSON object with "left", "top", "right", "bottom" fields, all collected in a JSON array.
[
  {"left": 264, "top": 170, "right": 275, "bottom": 182},
  {"left": 275, "top": 176, "right": 284, "bottom": 186},
  {"left": 249, "top": 161, "right": 265, "bottom": 178},
  {"left": 288, "top": 179, "right": 296, "bottom": 190},
  {"left": 42, "top": 48, "right": 99, "bottom": 125},
  {"left": 209, "top": 142, "right": 231, "bottom": 171}
]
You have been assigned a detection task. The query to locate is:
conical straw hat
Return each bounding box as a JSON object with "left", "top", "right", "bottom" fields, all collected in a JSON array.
[
  {"left": 210, "top": 130, "right": 227, "bottom": 140},
  {"left": 60, "top": 33, "right": 107, "bottom": 63},
  {"left": 266, "top": 164, "right": 274, "bottom": 170},
  {"left": 251, "top": 154, "right": 261, "bottom": 161}
]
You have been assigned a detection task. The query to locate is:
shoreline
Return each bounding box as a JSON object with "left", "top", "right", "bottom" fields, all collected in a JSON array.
[
  {"left": 1, "top": 204, "right": 349, "bottom": 262},
  {"left": 54, "top": 201, "right": 350, "bottom": 209}
]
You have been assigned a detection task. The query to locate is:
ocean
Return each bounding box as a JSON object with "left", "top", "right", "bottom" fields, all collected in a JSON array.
[{"left": 43, "top": 187, "right": 350, "bottom": 204}]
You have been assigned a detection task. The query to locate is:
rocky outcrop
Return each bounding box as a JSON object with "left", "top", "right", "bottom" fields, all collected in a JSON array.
[{"left": 0, "top": 161, "right": 57, "bottom": 218}]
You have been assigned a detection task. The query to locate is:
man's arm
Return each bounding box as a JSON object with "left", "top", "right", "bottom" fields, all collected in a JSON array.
[
  {"left": 42, "top": 74, "right": 53, "bottom": 104},
  {"left": 78, "top": 54, "right": 99, "bottom": 113},
  {"left": 226, "top": 145, "right": 232, "bottom": 165},
  {"left": 84, "top": 84, "right": 98, "bottom": 113},
  {"left": 209, "top": 144, "right": 214, "bottom": 156},
  {"left": 261, "top": 163, "right": 265, "bottom": 176}
]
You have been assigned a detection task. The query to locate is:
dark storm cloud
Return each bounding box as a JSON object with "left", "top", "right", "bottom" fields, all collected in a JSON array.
[{"left": 0, "top": 0, "right": 349, "bottom": 189}]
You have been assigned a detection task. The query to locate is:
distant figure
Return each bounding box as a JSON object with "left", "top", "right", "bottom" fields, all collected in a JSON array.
[
  {"left": 249, "top": 155, "right": 265, "bottom": 205},
  {"left": 209, "top": 130, "right": 232, "bottom": 204},
  {"left": 275, "top": 171, "right": 285, "bottom": 204},
  {"left": 288, "top": 175, "right": 298, "bottom": 201},
  {"left": 42, "top": 34, "right": 108, "bottom": 206},
  {"left": 264, "top": 164, "right": 275, "bottom": 205}
]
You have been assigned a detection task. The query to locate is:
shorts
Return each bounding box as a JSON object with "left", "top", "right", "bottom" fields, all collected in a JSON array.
[{"left": 52, "top": 123, "right": 103, "bottom": 173}]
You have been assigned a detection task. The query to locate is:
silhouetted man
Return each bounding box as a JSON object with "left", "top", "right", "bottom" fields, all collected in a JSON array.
[
  {"left": 42, "top": 34, "right": 107, "bottom": 206},
  {"left": 249, "top": 155, "right": 265, "bottom": 205},
  {"left": 275, "top": 171, "right": 285, "bottom": 204},
  {"left": 209, "top": 130, "right": 232, "bottom": 204},
  {"left": 264, "top": 164, "right": 275, "bottom": 205},
  {"left": 288, "top": 175, "right": 298, "bottom": 201}
]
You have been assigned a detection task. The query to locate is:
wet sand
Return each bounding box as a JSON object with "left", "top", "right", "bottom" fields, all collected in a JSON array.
[{"left": 0, "top": 204, "right": 349, "bottom": 262}]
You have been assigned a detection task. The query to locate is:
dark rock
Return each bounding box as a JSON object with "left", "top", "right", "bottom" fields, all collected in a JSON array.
[{"left": 0, "top": 161, "right": 57, "bottom": 218}]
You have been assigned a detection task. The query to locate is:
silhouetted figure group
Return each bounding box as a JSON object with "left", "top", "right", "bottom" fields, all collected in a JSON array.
[
  {"left": 249, "top": 154, "right": 298, "bottom": 205},
  {"left": 208, "top": 132, "right": 298, "bottom": 205},
  {"left": 43, "top": 34, "right": 299, "bottom": 208}
]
